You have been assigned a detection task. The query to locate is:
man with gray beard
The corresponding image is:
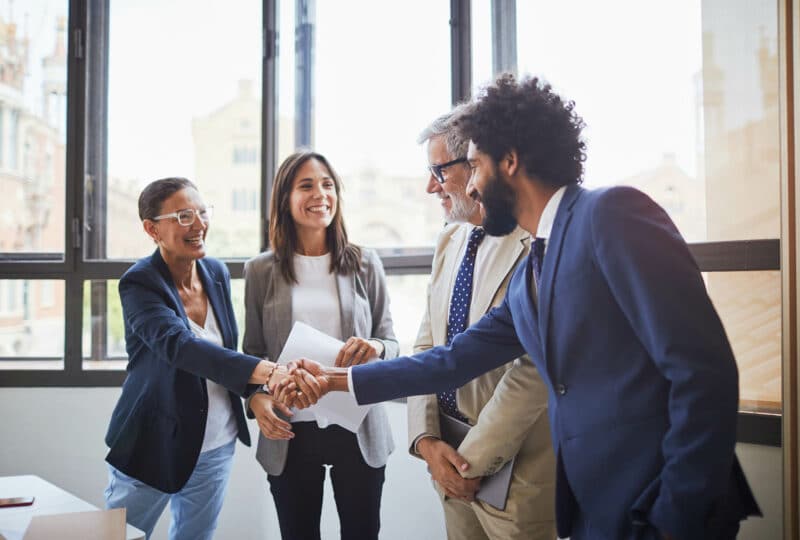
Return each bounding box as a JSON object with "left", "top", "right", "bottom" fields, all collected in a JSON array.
[{"left": 407, "top": 110, "right": 556, "bottom": 540}]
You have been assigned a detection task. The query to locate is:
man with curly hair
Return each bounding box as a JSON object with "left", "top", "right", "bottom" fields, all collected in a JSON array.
[
  {"left": 408, "top": 109, "right": 556, "bottom": 539},
  {"left": 290, "top": 74, "right": 761, "bottom": 540}
]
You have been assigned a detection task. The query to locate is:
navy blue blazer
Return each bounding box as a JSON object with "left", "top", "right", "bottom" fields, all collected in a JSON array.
[
  {"left": 105, "top": 249, "right": 261, "bottom": 494},
  {"left": 352, "top": 185, "right": 760, "bottom": 539}
]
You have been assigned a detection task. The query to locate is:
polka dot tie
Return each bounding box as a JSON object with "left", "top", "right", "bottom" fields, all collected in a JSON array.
[{"left": 437, "top": 227, "right": 486, "bottom": 421}]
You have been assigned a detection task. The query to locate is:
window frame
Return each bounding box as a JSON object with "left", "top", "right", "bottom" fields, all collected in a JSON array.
[{"left": 0, "top": 0, "right": 782, "bottom": 448}]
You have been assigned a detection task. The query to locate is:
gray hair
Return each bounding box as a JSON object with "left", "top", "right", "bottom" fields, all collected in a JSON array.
[
  {"left": 417, "top": 104, "right": 471, "bottom": 159},
  {"left": 138, "top": 177, "right": 198, "bottom": 221}
]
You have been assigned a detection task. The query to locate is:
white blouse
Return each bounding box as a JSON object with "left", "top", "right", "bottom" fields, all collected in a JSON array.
[
  {"left": 290, "top": 253, "right": 343, "bottom": 423},
  {"left": 188, "top": 302, "right": 238, "bottom": 453}
]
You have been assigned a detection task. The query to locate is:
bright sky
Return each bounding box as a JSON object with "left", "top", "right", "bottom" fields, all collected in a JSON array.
[{"left": 16, "top": 0, "right": 777, "bottom": 193}]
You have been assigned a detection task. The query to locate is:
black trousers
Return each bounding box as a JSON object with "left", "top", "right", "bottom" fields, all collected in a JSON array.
[{"left": 267, "top": 422, "right": 386, "bottom": 540}]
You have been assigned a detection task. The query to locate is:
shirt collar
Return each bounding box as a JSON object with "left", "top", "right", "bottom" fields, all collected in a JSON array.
[{"left": 535, "top": 185, "right": 567, "bottom": 241}]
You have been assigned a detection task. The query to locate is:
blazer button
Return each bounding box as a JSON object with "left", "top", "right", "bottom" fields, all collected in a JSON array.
[{"left": 557, "top": 384, "right": 567, "bottom": 396}]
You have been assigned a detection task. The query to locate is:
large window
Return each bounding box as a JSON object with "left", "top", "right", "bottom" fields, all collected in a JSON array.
[
  {"left": 0, "top": 1, "right": 67, "bottom": 257},
  {"left": 103, "top": 0, "right": 263, "bottom": 260},
  {"left": 0, "top": 0, "right": 785, "bottom": 441},
  {"left": 0, "top": 0, "right": 468, "bottom": 384},
  {"left": 515, "top": 0, "right": 781, "bottom": 414},
  {"left": 276, "top": 0, "right": 452, "bottom": 249},
  {"left": 0, "top": 279, "right": 64, "bottom": 368}
]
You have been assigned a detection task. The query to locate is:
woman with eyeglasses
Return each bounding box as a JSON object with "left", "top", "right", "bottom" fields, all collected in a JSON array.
[
  {"left": 243, "top": 151, "right": 398, "bottom": 540},
  {"left": 104, "top": 177, "right": 323, "bottom": 540}
]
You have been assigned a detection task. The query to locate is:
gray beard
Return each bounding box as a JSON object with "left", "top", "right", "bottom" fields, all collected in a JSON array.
[{"left": 447, "top": 193, "right": 480, "bottom": 224}]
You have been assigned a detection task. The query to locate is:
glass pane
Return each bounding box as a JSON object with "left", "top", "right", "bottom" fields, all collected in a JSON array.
[
  {"left": 82, "top": 280, "right": 125, "bottom": 369},
  {"left": 516, "top": 0, "right": 778, "bottom": 243},
  {"left": 0, "top": 279, "right": 64, "bottom": 368},
  {"left": 278, "top": 0, "right": 451, "bottom": 249},
  {"left": 0, "top": 2, "right": 67, "bottom": 256},
  {"left": 471, "top": 0, "right": 493, "bottom": 96},
  {"left": 385, "top": 274, "right": 430, "bottom": 355},
  {"left": 705, "top": 271, "right": 781, "bottom": 414},
  {"left": 102, "top": 1, "right": 262, "bottom": 260},
  {"left": 83, "top": 278, "right": 245, "bottom": 369}
]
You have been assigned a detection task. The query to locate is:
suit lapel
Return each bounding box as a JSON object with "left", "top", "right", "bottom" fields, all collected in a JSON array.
[
  {"left": 197, "top": 259, "right": 233, "bottom": 349},
  {"left": 432, "top": 227, "right": 467, "bottom": 344},
  {"left": 538, "top": 184, "right": 582, "bottom": 347},
  {"left": 337, "top": 272, "right": 355, "bottom": 340},
  {"left": 468, "top": 227, "right": 527, "bottom": 323},
  {"left": 152, "top": 249, "right": 190, "bottom": 324},
  {"left": 271, "top": 266, "right": 293, "bottom": 357}
]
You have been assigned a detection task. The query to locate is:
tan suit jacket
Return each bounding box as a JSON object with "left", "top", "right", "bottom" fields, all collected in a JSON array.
[{"left": 407, "top": 224, "right": 555, "bottom": 527}]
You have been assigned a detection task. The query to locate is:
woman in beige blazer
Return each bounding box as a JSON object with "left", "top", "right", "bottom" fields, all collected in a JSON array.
[{"left": 243, "top": 150, "right": 398, "bottom": 540}]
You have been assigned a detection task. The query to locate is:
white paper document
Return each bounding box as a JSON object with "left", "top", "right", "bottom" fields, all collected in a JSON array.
[{"left": 277, "top": 321, "right": 375, "bottom": 433}]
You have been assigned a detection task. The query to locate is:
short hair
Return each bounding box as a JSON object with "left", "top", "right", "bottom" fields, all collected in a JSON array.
[
  {"left": 138, "top": 177, "right": 198, "bottom": 221},
  {"left": 455, "top": 73, "right": 587, "bottom": 187},
  {"left": 269, "top": 149, "right": 361, "bottom": 283},
  {"left": 417, "top": 105, "right": 470, "bottom": 159}
]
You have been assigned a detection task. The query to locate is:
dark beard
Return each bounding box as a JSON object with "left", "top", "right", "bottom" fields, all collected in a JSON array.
[{"left": 481, "top": 172, "right": 518, "bottom": 236}]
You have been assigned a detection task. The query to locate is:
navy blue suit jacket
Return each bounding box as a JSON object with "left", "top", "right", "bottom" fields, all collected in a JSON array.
[
  {"left": 352, "top": 185, "right": 759, "bottom": 539},
  {"left": 105, "top": 249, "right": 261, "bottom": 494}
]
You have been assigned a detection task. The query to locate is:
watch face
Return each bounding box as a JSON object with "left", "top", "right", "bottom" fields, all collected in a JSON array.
[{"left": 261, "top": 383, "right": 271, "bottom": 394}]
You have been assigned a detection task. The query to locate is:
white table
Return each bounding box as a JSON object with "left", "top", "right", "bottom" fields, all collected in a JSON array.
[{"left": 0, "top": 475, "right": 144, "bottom": 540}]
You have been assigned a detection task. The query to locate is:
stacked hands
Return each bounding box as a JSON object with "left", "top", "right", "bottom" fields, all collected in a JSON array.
[
  {"left": 248, "top": 337, "right": 381, "bottom": 441},
  {"left": 249, "top": 337, "right": 479, "bottom": 502}
]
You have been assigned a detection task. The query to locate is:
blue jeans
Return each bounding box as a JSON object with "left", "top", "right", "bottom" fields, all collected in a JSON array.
[{"left": 105, "top": 439, "right": 235, "bottom": 540}]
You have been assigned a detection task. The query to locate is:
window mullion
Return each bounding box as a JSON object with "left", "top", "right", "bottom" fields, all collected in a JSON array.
[
  {"left": 450, "top": 0, "right": 471, "bottom": 104},
  {"left": 261, "top": 0, "right": 278, "bottom": 252}
]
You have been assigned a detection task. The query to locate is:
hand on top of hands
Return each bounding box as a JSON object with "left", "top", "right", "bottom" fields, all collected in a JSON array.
[{"left": 335, "top": 337, "right": 381, "bottom": 367}]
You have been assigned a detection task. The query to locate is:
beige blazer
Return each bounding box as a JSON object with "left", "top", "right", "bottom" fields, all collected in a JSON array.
[
  {"left": 243, "top": 248, "right": 397, "bottom": 475},
  {"left": 407, "top": 224, "right": 555, "bottom": 521}
]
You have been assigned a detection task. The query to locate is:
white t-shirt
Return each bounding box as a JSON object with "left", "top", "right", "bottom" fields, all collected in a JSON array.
[
  {"left": 290, "top": 252, "right": 342, "bottom": 423},
  {"left": 188, "top": 302, "right": 238, "bottom": 453}
]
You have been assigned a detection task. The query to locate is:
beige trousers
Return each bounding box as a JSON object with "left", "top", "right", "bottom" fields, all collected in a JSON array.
[{"left": 436, "top": 480, "right": 557, "bottom": 540}]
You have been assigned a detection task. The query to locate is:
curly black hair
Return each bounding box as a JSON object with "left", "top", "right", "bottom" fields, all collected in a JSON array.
[{"left": 456, "top": 73, "right": 587, "bottom": 187}]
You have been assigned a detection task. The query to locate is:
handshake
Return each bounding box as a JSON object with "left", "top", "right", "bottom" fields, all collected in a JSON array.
[
  {"left": 248, "top": 336, "right": 376, "bottom": 440},
  {"left": 268, "top": 359, "right": 332, "bottom": 410}
]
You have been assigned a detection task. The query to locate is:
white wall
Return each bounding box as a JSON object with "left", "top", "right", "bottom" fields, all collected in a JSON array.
[
  {"left": 0, "top": 388, "right": 781, "bottom": 539},
  {"left": 0, "top": 388, "right": 444, "bottom": 540}
]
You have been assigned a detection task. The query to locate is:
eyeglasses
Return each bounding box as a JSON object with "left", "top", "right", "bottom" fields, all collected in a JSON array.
[
  {"left": 151, "top": 206, "right": 214, "bottom": 226},
  {"left": 428, "top": 157, "right": 468, "bottom": 184}
]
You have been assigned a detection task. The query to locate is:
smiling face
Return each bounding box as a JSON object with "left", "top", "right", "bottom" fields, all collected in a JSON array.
[
  {"left": 145, "top": 187, "right": 209, "bottom": 261},
  {"left": 288, "top": 157, "right": 338, "bottom": 235},
  {"left": 426, "top": 135, "right": 480, "bottom": 224},
  {"left": 466, "top": 141, "right": 519, "bottom": 236}
]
